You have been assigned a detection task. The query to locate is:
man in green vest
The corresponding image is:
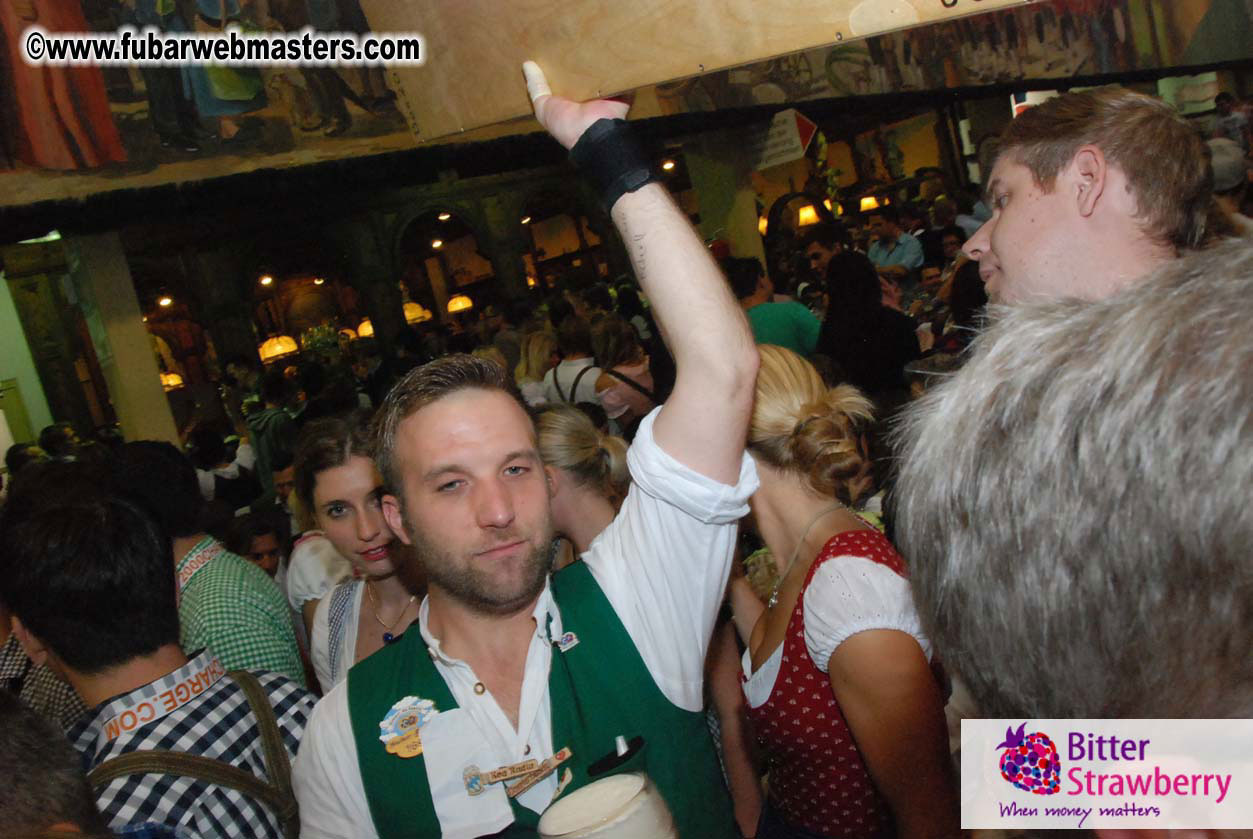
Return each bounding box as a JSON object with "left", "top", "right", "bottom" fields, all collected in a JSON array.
[{"left": 291, "top": 63, "right": 761, "bottom": 839}]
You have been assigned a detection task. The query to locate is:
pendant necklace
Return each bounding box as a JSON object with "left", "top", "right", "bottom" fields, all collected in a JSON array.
[
  {"left": 366, "top": 581, "right": 416, "bottom": 644},
  {"left": 766, "top": 502, "right": 845, "bottom": 609}
]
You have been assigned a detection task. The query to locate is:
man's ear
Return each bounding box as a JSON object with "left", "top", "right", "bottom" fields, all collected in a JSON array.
[
  {"left": 11, "top": 616, "right": 49, "bottom": 667},
  {"left": 1071, "top": 145, "right": 1107, "bottom": 217},
  {"left": 381, "top": 493, "right": 413, "bottom": 546},
  {"left": 544, "top": 465, "right": 560, "bottom": 500}
]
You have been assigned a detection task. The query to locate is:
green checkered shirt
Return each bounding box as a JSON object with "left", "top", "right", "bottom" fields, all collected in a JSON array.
[{"left": 177, "top": 536, "right": 306, "bottom": 687}]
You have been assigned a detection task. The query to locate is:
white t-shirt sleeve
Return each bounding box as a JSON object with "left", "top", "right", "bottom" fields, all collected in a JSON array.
[
  {"left": 802, "top": 555, "right": 931, "bottom": 673},
  {"left": 583, "top": 408, "right": 758, "bottom": 712},
  {"left": 292, "top": 684, "right": 379, "bottom": 839},
  {"left": 286, "top": 534, "right": 351, "bottom": 611}
]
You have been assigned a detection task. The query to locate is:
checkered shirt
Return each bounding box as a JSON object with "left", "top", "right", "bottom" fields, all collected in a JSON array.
[
  {"left": 68, "top": 651, "right": 315, "bottom": 837},
  {"left": 178, "top": 536, "right": 307, "bottom": 687},
  {"left": 0, "top": 633, "right": 86, "bottom": 730}
]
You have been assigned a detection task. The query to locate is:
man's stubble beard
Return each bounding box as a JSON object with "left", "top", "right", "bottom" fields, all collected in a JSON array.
[{"left": 399, "top": 506, "right": 555, "bottom": 617}]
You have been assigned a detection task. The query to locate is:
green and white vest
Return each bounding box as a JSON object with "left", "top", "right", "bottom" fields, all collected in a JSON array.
[{"left": 346, "top": 561, "right": 735, "bottom": 838}]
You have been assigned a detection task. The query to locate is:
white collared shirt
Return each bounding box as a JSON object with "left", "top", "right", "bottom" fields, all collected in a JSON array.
[{"left": 293, "top": 408, "right": 758, "bottom": 839}]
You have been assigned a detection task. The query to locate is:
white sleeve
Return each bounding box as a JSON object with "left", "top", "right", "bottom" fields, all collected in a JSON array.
[
  {"left": 310, "top": 594, "right": 334, "bottom": 692},
  {"left": 583, "top": 408, "right": 758, "bottom": 712},
  {"left": 197, "top": 470, "right": 215, "bottom": 502},
  {"left": 286, "top": 535, "right": 351, "bottom": 611},
  {"left": 235, "top": 442, "right": 257, "bottom": 472},
  {"left": 292, "top": 684, "right": 379, "bottom": 839},
  {"left": 802, "top": 555, "right": 931, "bottom": 673}
]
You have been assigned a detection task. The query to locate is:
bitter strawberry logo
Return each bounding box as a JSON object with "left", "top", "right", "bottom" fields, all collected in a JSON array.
[{"left": 996, "top": 722, "right": 1061, "bottom": 795}]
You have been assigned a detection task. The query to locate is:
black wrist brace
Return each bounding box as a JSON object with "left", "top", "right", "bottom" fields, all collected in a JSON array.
[{"left": 569, "top": 118, "right": 657, "bottom": 211}]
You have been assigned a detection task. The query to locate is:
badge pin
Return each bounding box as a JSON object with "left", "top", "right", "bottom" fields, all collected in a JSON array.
[
  {"left": 379, "top": 696, "right": 437, "bottom": 759},
  {"left": 464, "top": 765, "right": 485, "bottom": 796},
  {"left": 556, "top": 631, "right": 579, "bottom": 652},
  {"left": 554, "top": 767, "right": 574, "bottom": 798}
]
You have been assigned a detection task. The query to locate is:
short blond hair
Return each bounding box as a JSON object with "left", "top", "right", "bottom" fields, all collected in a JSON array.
[
  {"left": 998, "top": 87, "right": 1214, "bottom": 249},
  {"left": 749, "top": 345, "right": 875, "bottom": 505}
]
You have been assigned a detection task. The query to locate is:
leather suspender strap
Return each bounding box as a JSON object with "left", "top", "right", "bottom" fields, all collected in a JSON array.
[
  {"left": 568, "top": 366, "right": 594, "bottom": 403},
  {"left": 231, "top": 670, "right": 297, "bottom": 830},
  {"left": 86, "top": 671, "right": 300, "bottom": 839},
  {"left": 605, "top": 370, "right": 657, "bottom": 402},
  {"left": 556, "top": 365, "right": 595, "bottom": 404}
]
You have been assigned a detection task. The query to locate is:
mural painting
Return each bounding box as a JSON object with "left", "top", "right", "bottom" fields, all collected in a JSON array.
[
  {"left": 648, "top": 0, "right": 1251, "bottom": 116},
  {"left": 0, "top": 0, "right": 412, "bottom": 206}
]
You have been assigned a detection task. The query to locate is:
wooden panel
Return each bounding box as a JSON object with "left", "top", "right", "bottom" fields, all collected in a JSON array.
[{"left": 362, "top": 0, "right": 1035, "bottom": 141}]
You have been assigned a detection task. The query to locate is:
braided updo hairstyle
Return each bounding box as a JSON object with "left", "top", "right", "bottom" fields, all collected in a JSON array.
[
  {"left": 749, "top": 345, "right": 875, "bottom": 506},
  {"left": 536, "top": 404, "right": 630, "bottom": 502}
]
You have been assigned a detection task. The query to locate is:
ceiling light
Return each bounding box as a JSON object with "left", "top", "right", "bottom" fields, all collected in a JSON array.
[
  {"left": 661, "top": 160, "right": 676, "bottom": 171},
  {"left": 158, "top": 295, "right": 173, "bottom": 307},
  {"left": 520, "top": 216, "right": 532, "bottom": 224},
  {"left": 431, "top": 239, "right": 443, "bottom": 249},
  {"left": 859, "top": 195, "right": 881, "bottom": 212},
  {"left": 797, "top": 205, "right": 819, "bottom": 226},
  {"left": 313, "top": 277, "right": 325, "bottom": 285},
  {"left": 438, "top": 212, "right": 452, "bottom": 221},
  {"left": 259, "top": 274, "right": 274, "bottom": 286}
]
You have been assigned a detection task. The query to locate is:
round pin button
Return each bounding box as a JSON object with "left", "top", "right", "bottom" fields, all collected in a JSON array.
[{"left": 474, "top": 682, "right": 486, "bottom": 695}]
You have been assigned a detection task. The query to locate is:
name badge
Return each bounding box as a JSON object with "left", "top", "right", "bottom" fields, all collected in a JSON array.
[{"left": 507, "top": 746, "right": 573, "bottom": 799}]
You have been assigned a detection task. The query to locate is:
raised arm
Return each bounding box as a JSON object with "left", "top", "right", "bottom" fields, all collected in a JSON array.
[{"left": 525, "top": 62, "right": 757, "bottom": 484}]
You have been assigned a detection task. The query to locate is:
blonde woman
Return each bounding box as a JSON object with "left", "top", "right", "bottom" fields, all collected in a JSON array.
[
  {"left": 535, "top": 404, "right": 629, "bottom": 569},
  {"left": 738, "top": 345, "right": 957, "bottom": 839},
  {"left": 515, "top": 330, "right": 559, "bottom": 407}
]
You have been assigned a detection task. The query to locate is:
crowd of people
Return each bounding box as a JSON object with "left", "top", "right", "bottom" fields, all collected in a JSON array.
[{"left": 0, "top": 64, "right": 1250, "bottom": 839}]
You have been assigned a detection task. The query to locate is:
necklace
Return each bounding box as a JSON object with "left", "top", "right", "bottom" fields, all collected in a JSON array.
[
  {"left": 766, "top": 503, "right": 845, "bottom": 609},
  {"left": 366, "top": 581, "right": 416, "bottom": 644}
]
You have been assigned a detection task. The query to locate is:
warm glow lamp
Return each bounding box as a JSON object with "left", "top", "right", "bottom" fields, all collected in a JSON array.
[
  {"left": 404, "top": 301, "right": 433, "bottom": 324},
  {"left": 357, "top": 318, "right": 375, "bottom": 338},
  {"left": 160, "top": 371, "right": 185, "bottom": 392},
  {"left": 796, "top": 205, "right": 819, "bottom": 226},
  {"left": 447, "top": 294, "right": 473, "bottom": 314},
  {"left": 859, "top": 195, "right": 881, "bottom": 212},
  {"left": 258, "top": 335, "right": 298, "bottom": 363}
]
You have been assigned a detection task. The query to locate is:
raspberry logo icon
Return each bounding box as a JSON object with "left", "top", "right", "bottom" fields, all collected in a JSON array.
[{"left": 996, "top": 722, "right": 1061, "bottom": 795}]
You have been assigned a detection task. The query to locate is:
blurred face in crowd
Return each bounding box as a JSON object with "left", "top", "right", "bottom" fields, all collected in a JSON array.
[
  {"left": 963, "top": 155, "right": 1078, "bottom": 304},
  {"left": 383, "top": 389, "right": 554, "bottom": 616},
  {"left": 806, "top": 241, "right": 839, "bottom": 277},
  {"left": 314, "top": 455, "right": 396, "bottom": 578},
  {"left": 273, "top": 465, "right": 296, "bottom": 509},
  {"left": 869, "top": 214, "right": 896, "bottom": 242},
  {"left": 920, "top": 266, "right": 943, "bottom": 289},
  {"left": 246, "top": 532, "right": 282, "bottom": 577},
  {"left": 942, "top": 233, "right": 964, "bottom": 262}
]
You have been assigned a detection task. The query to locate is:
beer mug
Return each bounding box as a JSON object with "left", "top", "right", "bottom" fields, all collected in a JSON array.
[{"left": 538, "top": 772, "right": 676, "bottom": 839}]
